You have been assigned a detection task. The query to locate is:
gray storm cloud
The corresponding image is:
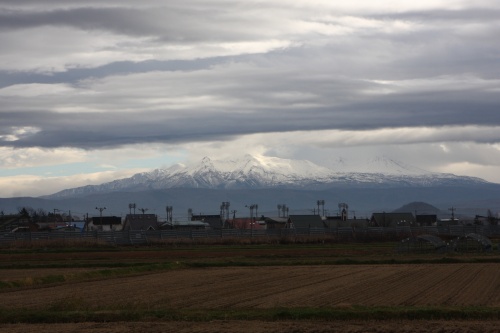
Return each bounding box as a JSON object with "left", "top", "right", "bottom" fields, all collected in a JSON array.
[{"left": 0, "top": 1, "right": 499, "bottom": 149}]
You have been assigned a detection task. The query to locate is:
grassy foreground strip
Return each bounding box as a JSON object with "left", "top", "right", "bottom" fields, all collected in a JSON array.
[
  {"left": 0, "top": 306, "right": 499, "bottom": 323},
  {"left": 0, "top": 262, "right": 185, "bottom": 290}
]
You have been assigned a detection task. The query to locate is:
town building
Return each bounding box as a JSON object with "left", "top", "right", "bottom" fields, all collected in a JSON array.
[
  {"left": 191, "top": 214, "right": 223, "bottom": 229},
  {"left": 88, "top": 216, "right": 122, "bottom": 231},
  {"left": 287, "top": 215, "right": 325, "bottom": 228},
  {"left": 123, "top": 214, "right": 159, "bottom": 231},
  {"left": 370, "top": 212, "right": 415, "bottom": 227}
]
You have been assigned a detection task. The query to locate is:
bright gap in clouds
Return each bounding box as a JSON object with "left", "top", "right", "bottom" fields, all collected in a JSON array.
[{"left": 1, "top": 129, "right": 500, "bottom": 198}]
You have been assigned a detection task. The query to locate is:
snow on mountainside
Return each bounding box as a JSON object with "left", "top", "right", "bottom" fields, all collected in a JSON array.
[
  {"left": 330, "top": 155, "right": 429, "bottom": 175},
  {"left": 44, "top": 154, "right": 489, "bottom": 199},
  {"left": 361, "top": 156, "right": 430, "bottom": 175}
]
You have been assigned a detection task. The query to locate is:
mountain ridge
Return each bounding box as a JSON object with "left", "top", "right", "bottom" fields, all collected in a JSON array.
[
  {"left": 43, "top": 154, "right": 489, "bottom": 200},
  {"left": 4, "top": 186, "right": 498, "bottom": 220}
]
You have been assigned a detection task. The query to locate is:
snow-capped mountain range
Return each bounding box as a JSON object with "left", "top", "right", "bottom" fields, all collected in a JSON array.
[{"left": 44, "top": 154, "right": 488, "bottom": 199}]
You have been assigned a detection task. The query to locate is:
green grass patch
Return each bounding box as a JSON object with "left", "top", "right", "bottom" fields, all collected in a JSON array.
[
  {"left": 0, "top": 306, "right": 499, "bottom": 323},
  {"left": 0, "top": 262, "right": 186, "bottom": 291},
  {"left": 0, "top": 262, "right": 152, "bottom": 270},
  {"left": 182, "top": 256, "right": 500, "bottom": 268}
]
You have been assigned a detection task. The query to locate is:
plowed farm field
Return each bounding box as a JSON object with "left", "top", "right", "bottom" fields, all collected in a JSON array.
[
  {"left": 3, "top": 264, "right": 500, "bottom": 309},
  {"left": 1, "top": 244, "right": 500, "bottom": 332}
]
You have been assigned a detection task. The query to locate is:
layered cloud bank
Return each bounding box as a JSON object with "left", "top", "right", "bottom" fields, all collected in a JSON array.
[{"left": 1, "top": 0, "right": 499, "bottom": 197}]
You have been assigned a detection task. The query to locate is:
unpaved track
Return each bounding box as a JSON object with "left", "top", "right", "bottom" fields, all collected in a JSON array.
[{"left": 2, "top": 263, "right": 500, "bottom": 309}]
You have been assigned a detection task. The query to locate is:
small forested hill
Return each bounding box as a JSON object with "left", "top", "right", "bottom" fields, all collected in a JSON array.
[{"left": 393, "top": 201, "right": 442, "bottom": 214}]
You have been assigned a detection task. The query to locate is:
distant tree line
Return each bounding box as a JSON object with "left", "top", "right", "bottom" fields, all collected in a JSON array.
[{"left": 13, "top": 207, "right": 77, "bottom": 223}]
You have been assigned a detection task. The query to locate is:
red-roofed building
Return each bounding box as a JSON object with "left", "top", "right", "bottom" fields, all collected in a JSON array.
[{"left": 227, "top": 218, "right": 265, "bottom": 230}]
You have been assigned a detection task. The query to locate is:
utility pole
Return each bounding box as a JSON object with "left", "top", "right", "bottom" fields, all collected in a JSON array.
[
  {"left": 166, "top": 206, "right": 173, "bottom": 222},
  {"left": 317, "top": 200, "right": 325, "bottom": 216},
  {"left": 246, "top": 205, "right": 253, "bottom": 220},
  {"left": 449, "top": 207, "right": 456, "bottom": 221},
  {"left": 52, "top": 208, "right": 60, "bottom": 224},
  {"left": 338, "top": 203, "right": 349, "bottom": 221},
  {"left": 220, "top": 201, "right": 231, "bottom": 220},
  {"left": 220, "top": 202, "right": 230, "bottom": 228},
  {"left": 128, "top": 203, "right": 136, "bottom": 215},
  {"left": 85, "top": 213, "right": 89, "bottom": 231},
  {"left": 282, "top": 204, "right": 289, "bottom": 218},
  {"left": 95, "top": 207, "right": 106, "bottom": 226},
  {"left": 246, "top": 204, "right": 258, "bottom": 228},
  {"left": 225, "top": 202, "right": 230, "bottom": 221}
]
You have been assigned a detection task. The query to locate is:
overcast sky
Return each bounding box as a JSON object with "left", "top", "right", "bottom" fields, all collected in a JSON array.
[{"left": 1, "top": 0, "right": 500, "bottom": 197}]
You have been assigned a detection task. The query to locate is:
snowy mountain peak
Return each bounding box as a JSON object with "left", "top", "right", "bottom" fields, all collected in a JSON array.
[
  {"left": 218, "top": 154, "right": 332, "bottom": 178},
  {"left": 364, "top": 155, "right": 431, "bottom": 176},
  {"left": 198, "top": 156, "right": 215, "bottom": 169},
  {"left": 44, "top": 154, "right": 489, "bottom": 199}
]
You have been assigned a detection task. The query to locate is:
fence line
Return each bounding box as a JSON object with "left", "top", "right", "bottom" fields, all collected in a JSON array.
[{"left": 1, "top": 225, "right": 499, "bottom": 246}]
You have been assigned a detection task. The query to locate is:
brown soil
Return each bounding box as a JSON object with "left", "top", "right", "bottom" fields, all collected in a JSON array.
[
  {"left": 2, "top": 243, "right": 500, "bottom": 333},
  {"left": 2, "top": 320, "right": 500, "bottom": 333},
  {"left": 0, "top": 268, "right": 104, "bottom": 281},
  {"left": 2, "top": 263, "right": 500, "bottom": 309}
]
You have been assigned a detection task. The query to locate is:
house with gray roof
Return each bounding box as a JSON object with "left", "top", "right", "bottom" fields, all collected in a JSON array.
[
  {"left": 287, "top": 215, "right": 325, "bottom": 229},
  {"left": 123, "top": 214, "right": 159, "bottom": 231},
  {"left": 325, "top": 217, "right": 369, "bottom": 228},
  {"left": 191, "top": 214, "right": 223, "bottom": 229},
  {"left": 264, "top": 217, "right": 288, "bottom": 229},
  {"left": 370, "top": 212, "right": 415, "bottom": 227}
]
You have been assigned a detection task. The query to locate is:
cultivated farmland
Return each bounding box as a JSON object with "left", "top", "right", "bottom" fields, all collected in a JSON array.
[{"left": 0, "top": 242, "right": 500, "bottom": 332}]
